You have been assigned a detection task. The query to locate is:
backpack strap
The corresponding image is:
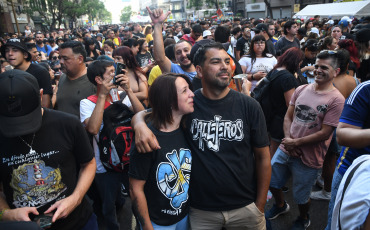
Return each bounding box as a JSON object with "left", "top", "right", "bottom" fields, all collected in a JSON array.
[
  {"left": 338, "top": 159, "right": 367, "bottom": 230},
  {"left": 87, "top": 95, "right": 111, "bottom": 109}
]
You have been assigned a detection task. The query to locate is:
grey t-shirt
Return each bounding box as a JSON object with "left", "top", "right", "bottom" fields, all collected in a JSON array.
[
  {"left": 275, "top": 36, "right": 300, "bottom": 56},
  {"left": 56, "top": 74, "right": 96, "bottom": 118}
]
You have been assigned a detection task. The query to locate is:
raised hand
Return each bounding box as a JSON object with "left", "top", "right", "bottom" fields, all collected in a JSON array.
[{"left": 146, "top": 7, "right": 171, "bottom": 25}]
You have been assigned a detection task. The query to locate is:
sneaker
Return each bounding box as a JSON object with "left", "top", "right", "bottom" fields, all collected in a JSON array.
[
  {"left": 310, "top": 189, "right": 331, "bottom": 200},
  {"left": 291, "top": 215, "right": 311, "bottom": 230},
  {"left": 265, "top": 201, "right": 290, "bottom": 220},
  {"left": 316, "top": 176, "right": 324, "bottom": 188}
]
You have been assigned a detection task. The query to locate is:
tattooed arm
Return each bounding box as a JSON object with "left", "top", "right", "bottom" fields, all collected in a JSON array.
[{"left": 129, "top": 178, "right": 153, "bottom": 230}]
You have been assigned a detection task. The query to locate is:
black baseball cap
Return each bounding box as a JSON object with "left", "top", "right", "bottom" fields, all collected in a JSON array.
[
  {"left": 0, "top": 70, "right": 42, "bottom": 137},
  {"left": 252, "top": 23, "right": 268, "bottom": 33},
  {"left": 0, "top": 38, "right": 32, "bottom": 62}
]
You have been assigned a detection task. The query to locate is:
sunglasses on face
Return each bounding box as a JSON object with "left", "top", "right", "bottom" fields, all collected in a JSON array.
[
  {"left": 53, "top": 67, "right": 61, "bottom": 71},
  {"left": 52, "top": 56, "right": 60, "bottom": 60}
]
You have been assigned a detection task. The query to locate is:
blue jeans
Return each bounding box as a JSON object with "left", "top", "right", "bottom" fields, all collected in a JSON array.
[
  {"left": 270, "top": 148, "right": 319, "bottom": 204},
  {"left": 325, "top": 168, "right": 343, "bottom": 230},
  {"left": 140, "top": 215, "right": 188, "bottom": 230},
  {"left": 94, "top": 171, "right": 125, "bottom": 230},
  {"left": 81, "top": 213, "right": 98, "bottom": 230}
]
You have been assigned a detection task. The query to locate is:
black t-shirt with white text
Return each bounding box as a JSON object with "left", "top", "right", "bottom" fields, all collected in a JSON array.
[
  {"left": 0, "top": 109, "right": 94, "bottom": 230},
  {"left": 129, "top": 124, "right": 192, "bottom": 226},
  {"left": 186, "top": 89, "right": 269, "bottom": 211},
  {"left": 236, "top": 37, "right": 251, "bottom": 57}
]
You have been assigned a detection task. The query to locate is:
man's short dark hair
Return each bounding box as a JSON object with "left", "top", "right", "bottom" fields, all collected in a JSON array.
[
  {"left": 87, "top": 60, "right": 114, "bottom": 86},
  {"left": 192, "top": 24, "right": 203, "bottom": 34},
  {"left": 59, "top": 41, "right": 87, "bottom": 62},
  {"left": 283, "top": 21, "right": 297, "bottom": 35},
  {"left": 232, "top": 27, "right": 242, "bottom": 36},
  {"left": 183, "top": 28, "right": 191, "bottom": 34},
  {"left": 193, "top": 42, "right": 225, "bottom": 67},
  {"left": 24, "top": 37, "right": 34, "bottom": 43},
  {"left": 26, "top": 43, "right": 36, "bottom": 51},
  {"left": 214, "top": 26, "right": 230, "bottom": 43},
  {"left": 316, "top": 50, "right": 339, "bottom": 69}
]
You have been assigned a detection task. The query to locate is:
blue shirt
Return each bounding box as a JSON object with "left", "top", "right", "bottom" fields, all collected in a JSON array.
[
  {"left": 337, "top": 81, "right": 370, "bottom": 175},
  {"left": 36, "top": 44, "right": 52, "bottom": 57},
  {"left": 170, "top": 62, "right": 196, "bottom": 81}
]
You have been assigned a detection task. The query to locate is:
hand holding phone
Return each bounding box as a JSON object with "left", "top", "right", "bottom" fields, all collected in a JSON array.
[{"left": 113, "top": 63, "right": 126, "bottom": 85}]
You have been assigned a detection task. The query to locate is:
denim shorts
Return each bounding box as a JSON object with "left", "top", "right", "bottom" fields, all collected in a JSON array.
[{"left": 270, "top": 148, "right": 319, "bottom": 204}]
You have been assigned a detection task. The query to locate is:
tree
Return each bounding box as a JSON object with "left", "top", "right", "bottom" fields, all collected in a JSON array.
[
  {"left": 187, "top": 0, "right": 219, "bottom": 11},
  {"left": 120, "top": 6, "right": 133, "bottom": 23},
  {"left": 264, "top": 0, "right": 273, "bottom": 19}
]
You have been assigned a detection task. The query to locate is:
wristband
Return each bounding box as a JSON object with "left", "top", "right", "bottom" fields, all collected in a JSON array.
[{"left": 0, "top": 208, "right": 9, "bottom": 221}]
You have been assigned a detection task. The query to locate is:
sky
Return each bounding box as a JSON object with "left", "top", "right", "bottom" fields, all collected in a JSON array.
[{"left": 104, "top": 0, "right": 140, "bottom": 24}]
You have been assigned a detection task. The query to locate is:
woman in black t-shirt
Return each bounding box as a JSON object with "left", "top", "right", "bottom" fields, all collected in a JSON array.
[
  {"left": 136, "top": 38, "right": 155, "bottom": 74},
  {"left": 269, "top": 47, "right": 304, "bottom": 158},
  {"left": 129, "top": 74, "right": 194, "bottom": 230}
]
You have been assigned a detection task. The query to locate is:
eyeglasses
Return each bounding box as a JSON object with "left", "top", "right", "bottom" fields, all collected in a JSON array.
[{"left": 52, "top": 56, "right": 60, "bottom": 60}]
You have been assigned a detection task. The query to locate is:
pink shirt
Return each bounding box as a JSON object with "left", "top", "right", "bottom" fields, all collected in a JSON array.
[{"left": 280, "top": 84, "right": 345, "bottom": 168}]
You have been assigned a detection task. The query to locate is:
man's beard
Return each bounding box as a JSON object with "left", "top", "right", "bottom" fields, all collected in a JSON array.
[{"left": 36, "top": 40, "right": 43, "bottom": 45}]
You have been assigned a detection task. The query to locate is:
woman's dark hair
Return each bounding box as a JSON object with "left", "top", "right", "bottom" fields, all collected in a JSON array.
[
  {"left": 123, "top": 38, "right": 139, "bottom": 48},
  {"left": 112, "top": 46, "right": 145, "bottom": 81},
  {"left": 338, "top": 39, "right": 360, "bottom": 69},
  {"left": 302, "top": 39, "right": 320, "bottom": 52},
  {"left": 148, "top": 73, "right": 193, "bottom": 130},
  {"left": 304, "top": 20, "right": 313, "bottom": 29},
  {"left": 165, "top": 44, "right": 176, "bottom": 62},
  {"left": 38, "top": 62, "right": 50, "bottom": 72},
  {"left": 104, "top": 40, "right": 115, "bottom": 49},
  {"left": 144, "top": 26, "right": 152, "bottom": 36},
  {"left": 274, "top": 47, "right": 304, "bottom": 74},
  {"left": 336, "top": 49, "right": 350, "bottom": 75},
  {"left": 84, "top": 38, "right": 99, "bottom": 59},
  {"left": 246, "top": 35, "right": 269, "bottom": 69},
  {"left": 47, "top": 50, "right": 58, "bottom": 61},
  {"left": 86, "top": 60, "right": 114, "bottom": 86},
  {"left": 320, "top": 36, "right": 334, "bottom": 51},
  {"left": 137, "top": 38, "right": 146, "bottom": 53}
]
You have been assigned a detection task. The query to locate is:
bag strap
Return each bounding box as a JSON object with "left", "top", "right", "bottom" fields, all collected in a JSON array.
[
  {"left": 338, "top": 159, "right": 367, "bottom": 230},
  {"left": 87, "top": 95, "right": 111, "bottom": 109}
]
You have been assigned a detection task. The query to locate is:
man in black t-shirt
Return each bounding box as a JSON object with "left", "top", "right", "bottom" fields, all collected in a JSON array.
[
  {"left": 235, "top": 25, "right": 251, "bottom": 61},
  {"left": 133, "top": 13, "right": 271, "bottom": 228},
  {"left": 0, "top": 70, "right": 97, "bottom": 230},
  {"left": 1, "top": 39, "right": 52, "bottom": 108}
]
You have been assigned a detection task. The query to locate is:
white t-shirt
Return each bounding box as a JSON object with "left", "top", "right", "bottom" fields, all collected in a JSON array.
[
  {"left": 80, "top": 95, "right": 131, "bottom": 174},
  {"left": 238, "top": 54, "right": 277, "bottom": 90},
  {"left": 331, "top": 155, "right": 370, "bottom": 230}
]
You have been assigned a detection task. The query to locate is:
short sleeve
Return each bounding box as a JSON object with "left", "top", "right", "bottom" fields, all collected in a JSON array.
[
  {"left": 148, "top": 65, "right": 162, "bottom": 86},
  {"left": 235, "top": 39, "right": 242, "bottom": 51},
  {"left": 339, "top": 83, "right": 370, "bottom": 127},
  {"left": 80, "top": 99, "right": 95, "bottom": 123},
  {"left": 322, "top": 95, "right": 345, "bottom": 127},
  {"left": 128, "top": 144, "right": 153, "bottom": 181}
]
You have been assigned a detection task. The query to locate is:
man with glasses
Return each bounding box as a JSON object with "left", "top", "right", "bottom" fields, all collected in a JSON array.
[
  {"left": 266, "top": 50, "right": 345, "bottom": 230},
  {"left": 275, "top": 21, "right": 300, "bottom": 56},
  {"left": 252, "top": 23, "right": 276, "bottom": 56},
  {"left": 235, "top": 26, "right": 251, "bottom": 61},
  {"left": 1, "top": 39, "right": 52, "bottom": 108}
]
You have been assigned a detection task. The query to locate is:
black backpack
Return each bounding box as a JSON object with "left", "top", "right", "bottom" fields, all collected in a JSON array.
[
  {"left": 88, "top": 95, "right": 134, "bottom": 172},
  {"left": 251, "top": 69, "right": 287, "bottom": 128}
]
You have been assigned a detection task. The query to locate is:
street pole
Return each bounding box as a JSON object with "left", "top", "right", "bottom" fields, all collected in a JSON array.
[{"left": 9, "top": 0, "right": 20, "bottom": 34}]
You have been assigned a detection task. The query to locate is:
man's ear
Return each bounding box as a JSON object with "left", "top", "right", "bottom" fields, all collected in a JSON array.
[
  {"left": 95, "top": 76, "right": 103, "bottom": 84},
  {"left": 78, "top": 55, "right": 84, "bottom": 64},
  {"left": 334, "top": 67, "right": 341, "bottom": 77},
  {"left": 196, "top": 65, "right": 203, "bottom": 79}
]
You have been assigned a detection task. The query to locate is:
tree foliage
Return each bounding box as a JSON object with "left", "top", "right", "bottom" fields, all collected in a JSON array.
[
  {"left": 120, "top": 6, "right": 133, "bottom": 23},
  {"left": 187, "top": 0, "right": 219, "bottom": 10},
  {"left": 24, "top": 0, "right": 110, "bottom": 29}
]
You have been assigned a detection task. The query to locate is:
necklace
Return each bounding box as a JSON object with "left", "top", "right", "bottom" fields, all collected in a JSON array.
[{"left": 19, "top": 133, "right": 36, "bottom": 155}]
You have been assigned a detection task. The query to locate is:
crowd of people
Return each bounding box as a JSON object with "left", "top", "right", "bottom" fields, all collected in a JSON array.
[{"left": 0, "top": 6, "right": 370, "bottom": 230}]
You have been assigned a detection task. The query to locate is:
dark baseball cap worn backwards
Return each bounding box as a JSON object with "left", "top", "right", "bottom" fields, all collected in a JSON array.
[{"left": 0, "top": 69, "right": 42, "bottom": 137}]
